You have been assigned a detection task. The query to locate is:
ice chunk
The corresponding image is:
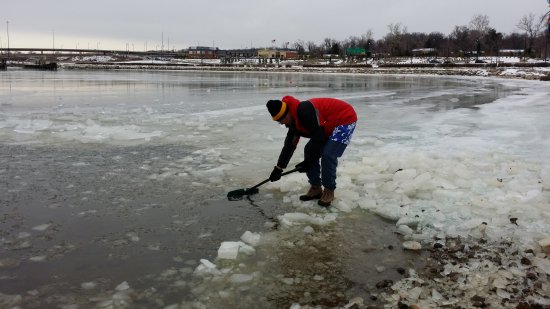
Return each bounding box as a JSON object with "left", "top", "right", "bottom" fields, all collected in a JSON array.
[
  {"left": 13, "top": 119, "right": 53, "bottom": 133},
  {"left": 240, "top": 231, "right": 261, "bottom": 246},
  {"left": 497, "top": 289, "right": 511, "bottom": 299},
  {"left": 115, "top": 281, "right": 130, "bottom": 291},
  {"left": 281, "top": 278, "right": 294, "bottom": 285},
  {"left": 402, "top": 172, "right": 433, "bottom": 195},
  {"left": 229, "top": 274, "right": 254, "bottom": 283},
  {"left": 217, "top": 241, "right": 255, "bottom": 260},
  {"left": 396, "top": 225, "right": 414, "bottom": 236},
  {"left": 358, "top": 199, "right": 376, "bottom": 210},
  {"left": 218, "top": 242, "right": 241, "bottom": 260},
  {"left": 533, "top": 257, "right": 550, "bottom": 275},
  {"left": 432, "top": 289, "right": 443, "bottom": 301},
  {"left": 199, "top": 259, "right": 216, "bottom": 269},
  {"left": 17, "top": 232, "right": 31, "bottom": 239},
  {"left": 492, "top": 276, "right": 508, "bottom": 289},
  {"left": 278, "top": 212, "right": 337, "bottom": 228},
  {"left": 194, "top": 259, "right": 221, "bottom": 276},
  {"left": 344, "top": 297, "right": 364, "bottom": 308},
  {"left": 408, "top": 286, "right": 423, "bottom": 300},
  {"left": 239, "top": 243, "right": 256, "bottom": 256},
  {"left": 32, "top": 223, "right": 51, "bottom": 232},
  {"left": 334, "top": 200, "right": 355, "bottom": 212},
  {"left": 81, "top": 281, "right": 97, "bottom": 290},
  {"left": 393, "top": 169, "right": 417, "bottom": 182},
  {"left": 338, "top": 189, "right": 360, "bottom": 201},
  {"left": 458, "top": 218, "right": 485, "bottom": 230},
  {"left": 539, "top": 238, "right": 550, "bottom": 252},
  {"left": 403, "top": 241, "right": 422, "bottom": 250},
  {"left": 126, "top": 232, "right": 140, "bottom": 242},
  {"left": 29, "top": 256, "right": 47, "bottom": 262},
  {"left": 396, "top": 217, "right": 420, "bottom": 228}
]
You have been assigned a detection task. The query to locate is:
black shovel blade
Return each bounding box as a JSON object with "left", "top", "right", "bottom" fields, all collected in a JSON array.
[{"left": 227, "top": 187, "right": 260, "bottom": 201}]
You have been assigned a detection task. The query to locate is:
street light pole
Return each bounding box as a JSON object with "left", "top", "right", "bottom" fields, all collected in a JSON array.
[{"left": 6, "top": 21, "right": 10, "bottom": 58}]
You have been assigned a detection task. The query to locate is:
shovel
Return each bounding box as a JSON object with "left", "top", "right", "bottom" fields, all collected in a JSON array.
[{"left": 227, "top": 168, "right": 299, "bottom": 201}]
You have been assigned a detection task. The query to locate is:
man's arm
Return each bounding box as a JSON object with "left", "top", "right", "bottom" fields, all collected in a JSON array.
[
  {"left": 276, "top": 129, "right": 300, "bottom": 169},
  {"left": 297, "top": 101, "right": 325, "bottom": 163}
]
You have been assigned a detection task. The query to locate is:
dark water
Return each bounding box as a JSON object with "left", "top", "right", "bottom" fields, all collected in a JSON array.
[
  {"left": 0, "top": 144, "right": 265, "bottom": 289},
  {"left": 0, "top": 142, "right": 427, "bottom": 307}
]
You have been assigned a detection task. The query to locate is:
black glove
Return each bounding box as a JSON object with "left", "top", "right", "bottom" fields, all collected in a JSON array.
[
  {"left": 295, "top": 161, "right": 310, "bottom": 173},
  {"left": 269, "top": 166, "right": 283, "bottom": 182}
]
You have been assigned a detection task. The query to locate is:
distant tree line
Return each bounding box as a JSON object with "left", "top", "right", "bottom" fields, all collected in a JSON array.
[{"left": 290, "top": 14, "right": 549, "bottom": 59}]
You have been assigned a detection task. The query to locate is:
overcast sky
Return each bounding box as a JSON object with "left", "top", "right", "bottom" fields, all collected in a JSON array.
[{"left": 2, "top": 0, "right": 548, "bottom": 51}]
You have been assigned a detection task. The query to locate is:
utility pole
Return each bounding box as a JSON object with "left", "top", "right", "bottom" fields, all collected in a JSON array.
[{"left": 6, "top": 21, "right": 10, "bottom": 58}]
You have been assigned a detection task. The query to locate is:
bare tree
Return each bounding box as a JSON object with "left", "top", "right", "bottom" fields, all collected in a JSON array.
[
  {"left": 341, "top": 31, "right": 375, "bottom": 54},
  {"left": 322, "top": 38, "right": 336, "bottom": 54},
  {"left": 517, "top": 13, "right": 544, "bottom": 38},
  {"left": 517, "top": 13, "right": 545, "bottom": 55},
  {"left": 346, "top": 36, "right": 359, "bottom": 48},
  {"left": 385, "top": 23, "right": 408, "bottom": 56},
  {"left": 293, "top": 40, "right": 306, "bottom": 56},
  {"left": 469, "top": 14, "right": 491, "bottom": 35},
  {"left": 360, "top": 30, "right": 374, "bottom": 43},
  {"left": 450, "top": 25, "right": 474, "bottom": 55},
  {"left": 426, "top": 32, "right": 445, "bottom": 49},
  {"left": 306, "top": 41, "right": 320, "bottom": 57},
  {"left": 387, "top": 23, "right": 407, "bottom": 38}
]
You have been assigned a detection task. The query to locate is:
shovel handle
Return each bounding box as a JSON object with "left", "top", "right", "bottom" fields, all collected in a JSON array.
[{"left": 249, "top": 167, "right": 299, "bottom": 191}]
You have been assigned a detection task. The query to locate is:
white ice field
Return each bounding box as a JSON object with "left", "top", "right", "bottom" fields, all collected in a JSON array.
[{"left": 1, "top": 70, "right": 550, "bottom": 307}]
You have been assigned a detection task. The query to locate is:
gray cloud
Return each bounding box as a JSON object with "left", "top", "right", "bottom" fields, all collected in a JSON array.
[{"left": 2, "top": 0, "right": 547, "bottom": 50}]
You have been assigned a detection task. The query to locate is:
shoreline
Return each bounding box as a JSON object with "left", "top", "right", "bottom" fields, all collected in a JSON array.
[{"left": 53, "top": 62, "right": 550, "bottom": 81}]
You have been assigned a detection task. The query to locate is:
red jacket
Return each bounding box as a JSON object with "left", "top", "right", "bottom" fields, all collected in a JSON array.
[
  {"left": 282, "top": 96, "right": 357, "bottom": 138},
  {"left": 276, "top": 96, "right": 357, "bottom": 168}
]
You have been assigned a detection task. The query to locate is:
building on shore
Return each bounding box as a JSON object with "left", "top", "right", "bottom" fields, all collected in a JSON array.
[
  {"left": 187, "top": 46, "right": 219, "bottom": 59},
  {"left": 257, "top": 49, "right": 299, "bottom": 61}
]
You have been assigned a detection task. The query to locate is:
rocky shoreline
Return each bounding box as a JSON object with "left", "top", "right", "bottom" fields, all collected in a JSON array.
[
  {"left": 376, "top": 237, "right": 550, "bottom": 309},
  {"left": 59, "top": 62, "right": 550, "bottom": 81}
]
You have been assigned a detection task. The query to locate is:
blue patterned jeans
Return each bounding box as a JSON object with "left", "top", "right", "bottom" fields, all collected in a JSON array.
[{"left": 305, "top": 122, "right": 356, "bottom": 190}]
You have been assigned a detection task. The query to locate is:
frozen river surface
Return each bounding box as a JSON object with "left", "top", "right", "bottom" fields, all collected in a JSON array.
[{"left": 1, "top": 70, "right": 550, "bottom": 308}]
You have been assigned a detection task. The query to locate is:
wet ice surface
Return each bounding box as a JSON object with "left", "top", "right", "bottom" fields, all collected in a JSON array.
[{"left": 1, "top": 70, "right": 550, "bottom": 308}]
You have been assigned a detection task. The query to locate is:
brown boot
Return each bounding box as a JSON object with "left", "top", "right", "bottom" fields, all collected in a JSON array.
[
  {"left": 318, "top": 189, "right": 334, "bottom": 207},
  {"left": 299, "top": 185, "right": 323, "bottom": 201}
]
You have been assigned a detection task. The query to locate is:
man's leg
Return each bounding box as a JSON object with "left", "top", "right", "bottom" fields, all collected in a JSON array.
[
  {"left": 319, "top": 122, "right": 356, "bottom": 207},
  {"left": 320, "top": 140, "right": 347, "bottom": 191},
  {"left": 304, "top": 139, "right": 322, "bottom": 187},
  {"left": 299, "top": 140, "right": 323, "bottom": 201}
]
